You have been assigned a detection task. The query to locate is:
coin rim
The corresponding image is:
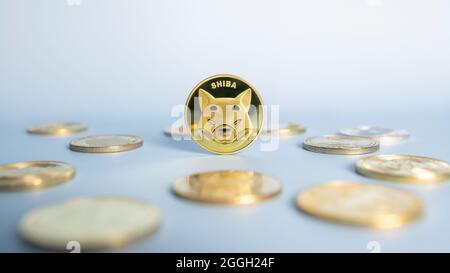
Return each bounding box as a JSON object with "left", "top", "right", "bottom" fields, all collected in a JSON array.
[
  {"left": 296, "top": 180, "right": 423, "bottom": 228},
  {"left": 0, "top": 161, "right": 75, "bottom": 191},
  {"left": 303, "top": 135, "right": 380, "bottom": 155},
  {"left": 69, "top": 134, "right": 143, "bottom": 153},
  {"left": 172, "top": 170, "right": 282, "bottom": 205},
  {"left": 27, "top": 122, "right": 88, "bottom": 136},
  {"left": 18, "top": 197, "right": 162, "bottom": 250},
  {"left": 355, "top": 154, "right": 450, "bottom": 184},
  {"left": 184, "top": 74, "right": 265, "bottom": 155}
]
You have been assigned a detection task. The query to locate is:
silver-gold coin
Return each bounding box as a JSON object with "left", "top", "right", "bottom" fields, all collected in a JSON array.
[
  {"left": 262, "top": 123, "right": 306, "bottom": 137},
  {"left": 0, "top": 161, "right": 75, "bottom": 191},
  {"left": 69, "top": 134, "right": 143, "bottom": 153},
  {"left": 356, "top": 154, "right": 450, "bottom": 184},
  {"left": 173, "top": 170, "right": 281, "bottom": 205},
  {"left": 303, "top": 135, "right": 379, "bottom": 155},
  {"left": 27, "top": 122, "right": 88, "bottom": 136},
  {"left": 297, "top": 180, "right": 423, "bottom": 229},
  {"left": 340, "top": 125, "right": 409, "bottom": 144},
  {"left": 19, "top": 197, "right": 161, "bottom": 250}
]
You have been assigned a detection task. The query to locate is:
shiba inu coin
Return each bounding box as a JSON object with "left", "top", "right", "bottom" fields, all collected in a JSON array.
[
  {"left": 27, "top": 122, "right": 87, "bottom": 136},
  {"left": 19, "top": 197, "right": 161, "bottom": 250},
  {"left": 356, "top": 154, "right": 450, "bottom": 184},
  {"left": 262, "top": 123, "right": 306, "bottom": 137},
  {"left": 185, "top": 74, "right": 264, "bottom": 154},
  {"left": 297, "top": 181, "right": 423, "bottom": 229},
  {"left": 340, "top": 125, "right": 410, "bottom": 144},
  {"left": 303, "top": 135, "right": 379, "bottom": 155},
  {"left": 173, "top": 170, "right": 281, "bottom": 204},
  {"left": 0, "top": 161, "right": 75, "bottom": 191},
  {"left": 69, "top": 134, "right": 143, "bottom": 153}
]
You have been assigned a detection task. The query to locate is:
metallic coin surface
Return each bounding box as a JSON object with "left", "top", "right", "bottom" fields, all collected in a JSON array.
[
  {"left": 356, "top": 154, "right": 450, "bottom": 184},
  {"left": 163, "top": 125, "right": 191, "bottom": 138},
  {"left": 340, "top": 125, "right": 410, "bottom": 144},
  {"left": 297, "top": 181, "right": 423, "bottom": 229},
  {"left": 0, "top": 161, "right": 75, "bottom": 191},
  {"left": 69, "top": 134, "right": 143, "bottom": 153},
  {"left": 173, "top": 170, "right": 281, "bottom": 204},
  {"left": 27, "top": 122, "right": 88, "bottom": 136},
  {"left": 262, "top": 123, "right": 306, "bottom": 137},
  {"left": 19, "top": 197, "right": 161, "bottom": 250},
  {"left": 185, "top": 74, "right": 264, "bottom": 154},
  {"left": 303, "top": 135, "right": 379, "bottom": 155}
]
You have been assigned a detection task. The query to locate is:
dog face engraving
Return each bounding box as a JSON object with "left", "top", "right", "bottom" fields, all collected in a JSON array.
[{"left": 198, "top": 88, "right": 253, "bottom": 144}]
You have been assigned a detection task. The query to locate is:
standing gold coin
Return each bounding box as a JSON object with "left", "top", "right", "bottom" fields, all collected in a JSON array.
[
  {"left": 185, "top": 74, "right": 264, "bottom": 154},
  {"left": 69, "top": 134, "right": 143, "bottom": 153},
  {"left": 262, "top": 123, "right": 306, "bottom": 137},
  {"left": 297, "top": 181, "right": 423, "bottom": 229},
  {"left": 356, "top": 154, "right": 450, "bottom": 184},
  {"left": 27, "top": 122, "right": 88, "bottom": 136},
  {"left": 19, "top": 197, "right": 161, "bottom": 250},
  {"left": 303, "top": 135, "right": 379, "bottom": 155},
  {"left": 173, "top": 170, "right": 281, "bottom": 205},
  {"left": 0, "top": 161, "right": 75, "bottom": 191}
]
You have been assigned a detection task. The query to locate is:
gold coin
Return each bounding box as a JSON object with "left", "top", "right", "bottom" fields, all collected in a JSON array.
[
  {"left": 340, "top": 125, "right": 410, "bottom": 144},
  {"left": 185, "top": 74, "right": 264, "bottom": 154},
  {"left": 356, "top": 154, "right": 450, "bottom": 184},
  {"left": 27, "top": 122, "right": 87, "bottom": 136},
  {"left": 19, "top": 197, "right": 161, "bottom": 250},
  {"left": 262, "top": 123, "right": 306, "bottom": 137},
  {"left": 0, "top": 161, "right": 75, "bottom": 191},
  {"left": 69, "top": 134, "right": 143, "bottom": 153},
  {"left": 173, "top": 170, "right": 281, "bottom": 205},
  {"left": 297, "top": 181, "right": 423, "bottom": 229},
  {"left": 303, "top": 135, "right": 379, "bottom": 155}
]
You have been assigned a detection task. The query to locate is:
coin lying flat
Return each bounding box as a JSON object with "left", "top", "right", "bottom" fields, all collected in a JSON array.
[
  {"left": 297, "top": 181, "right": 423, "bottom": 229},
  {"left": 356, "top": 154, "right": 450, "bottom": 184},
  {"left": 262, "top": 123, "right": 306, "bottom": 137},
  {"left": 0, "top": 161, "right": 75, "bottom": 191},
  {"left": 19, "top": 197, "right": 161, "bottom": 250},
  {"left": 303, "top": 135, "right": 379, "bottom": 155},
  {"left": 163, "top": 125, "right": 191, "bottom": 139},
  {"left": 27, "top": 122, "right": 88, "bottom": 136},
  {"left": 173, "top": 170, "right": 281, "bottom": 205},
  {"left": 69, "top": 134, "right": 143, "bottom": 153},
  {"left": 185, "top": 74, "right": 264, "bottom": 154},
  {"left": 340, "top": 125, "right": 410, "bottom": 144}
]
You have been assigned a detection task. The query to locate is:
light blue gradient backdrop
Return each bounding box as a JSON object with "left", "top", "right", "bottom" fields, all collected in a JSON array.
[{"left": 0, "top": 0, "right": 449, "bottom": 252}]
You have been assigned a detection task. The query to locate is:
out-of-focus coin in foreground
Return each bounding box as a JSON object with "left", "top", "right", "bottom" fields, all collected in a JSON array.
[
  {"left": 19, "top": 197, "right": 161, "bottom": 250},
  {"left": 297, "top": 181, "right": 423, "bottom": 229},
  {"left": 173, "top": 170, "right": 281, "bottom": 205},
  {"left": 303, "top": 135, "right": 379, "bottom": 155},
  {"left": 163, "top": 125, "right": 191, "bottom": 138},
  {"left": 356, "top": 154, "right": 450, "bottom": 184},
  {"left": 340, "top": 125, "right": 410, "bottom": 144},
  {"left": 262, "top": 123, "right": 306, "bottom": 137},
  {"left": 0, "top": 161, "right": 75, "bottom": 191},
  {"left": 27, "top": 122, "right": 88, "bottom": 136},
  {"left": 69, "top": 134, "right": 143, "bottom": 153}
]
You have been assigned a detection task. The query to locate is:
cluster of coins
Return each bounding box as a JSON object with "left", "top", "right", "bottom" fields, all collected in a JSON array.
[{"left": 2, "top": 75, "right": 449, "bottom": 251}]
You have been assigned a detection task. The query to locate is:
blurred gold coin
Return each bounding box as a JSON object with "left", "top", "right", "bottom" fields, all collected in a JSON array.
[
  {"left": 297, "top": 181, "right": 423, "bottom": 229},
  {"left": 69, "top": 134, "right": 143, "bottom": 153},
  {"left": 27, "top": 122, "right": 87, "bottom": 136},
  {"left": 262, "top": 123, "right": 306, "bottom": 137},
  {"left": 340, "top": 125, "right": 410, "bottom": 144},
  {"left": 356, "top": 154, "right": 450, "bottom": 184},
  {"left": 173, "top": 170, "right": 281, "bottom": 204},
  {"left": 303, "top": 135, "right": 379, "bottom": 155},
  {"left": 19, "top": 197, "right": 161, "bottom": 250},
  {"left": 0, "top": 161, "right": 75, "bottom": 191},
  {"left": 185, "top": 74, "right": 264, "bottom": 154}
]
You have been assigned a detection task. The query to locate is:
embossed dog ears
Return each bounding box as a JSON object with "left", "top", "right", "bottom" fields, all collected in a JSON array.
[{"left": 198, "top": 88, "right": 252, "bottom": 111}]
